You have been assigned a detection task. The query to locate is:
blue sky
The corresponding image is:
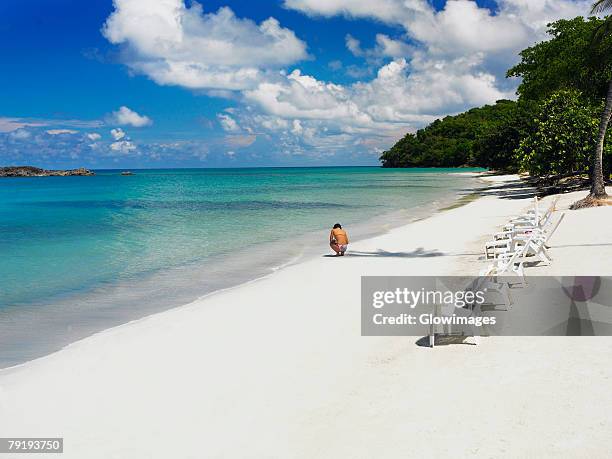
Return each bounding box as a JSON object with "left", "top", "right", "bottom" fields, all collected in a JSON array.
[{"left": 0, "top": 0, "right": 591, "bottom": 168}]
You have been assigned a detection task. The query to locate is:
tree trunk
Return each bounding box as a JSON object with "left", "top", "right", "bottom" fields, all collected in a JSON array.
[{"left": 591, "top": 78, "right": 612, "bottom": 198}]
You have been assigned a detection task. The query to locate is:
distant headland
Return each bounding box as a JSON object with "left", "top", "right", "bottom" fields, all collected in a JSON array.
[{"left": 0, "top": 166, "right": 94, "bottom": 177}]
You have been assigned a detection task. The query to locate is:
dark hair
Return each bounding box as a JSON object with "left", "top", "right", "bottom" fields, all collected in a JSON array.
[{"left": 333, "top": 223, "right": 342, "bottom": 229}]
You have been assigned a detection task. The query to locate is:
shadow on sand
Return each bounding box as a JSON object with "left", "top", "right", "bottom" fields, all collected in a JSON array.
[
  {"left": 348, "top": 248, "right": 445, "bottom": 258},
  {"left": 415, "top": 335, "right": 477, "bottom": 347},
  {"left": 323, "top": 247, "right": 445, "bottom": 258},
  {"left": 458, "top": 174, "right": 537, "bottom": 200},
  {"left": 323, "top": 248, "right": 485, "bottom": 258}
]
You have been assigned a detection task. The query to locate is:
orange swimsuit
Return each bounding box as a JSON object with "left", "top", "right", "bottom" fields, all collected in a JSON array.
[{"left": 331, "top": 228, "right": 349, "bottom": 245}]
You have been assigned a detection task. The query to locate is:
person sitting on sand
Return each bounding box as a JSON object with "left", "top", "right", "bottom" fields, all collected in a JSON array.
[{"left": 330, "top": 223, "right": 349, "bottom": 256}]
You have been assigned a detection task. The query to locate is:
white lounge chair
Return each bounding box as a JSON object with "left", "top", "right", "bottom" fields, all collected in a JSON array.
[
  {"left": 481, "top": 232, "right": 540, "bottom": 286},
  {"left": 504, "top": 196, "right": 558, "bottom": 231},
  {"left": 495, "top": 231, "right": 552, "bottom": 280},
  {"left": 485, "top": 204, "right": 561, "bottom": 260},
  {"left": 486, "top": 212, "right": 552, "bottom": 259},
  {"left": 489, "top": 213, "right": 564, "bottom": 262}
]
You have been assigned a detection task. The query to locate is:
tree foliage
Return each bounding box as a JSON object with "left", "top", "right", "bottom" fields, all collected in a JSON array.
[
  {"left": 515, "top": 90, "right": 610, "bottom": 176},
  {"left": 472, "top": 101, "right": 537, "bottom": 171},
  {"left": 380, "top": 100, "right": 520, "bottom": 168},
  {"left": 507, "top": 17, "right": 612, "bottom": 102}
]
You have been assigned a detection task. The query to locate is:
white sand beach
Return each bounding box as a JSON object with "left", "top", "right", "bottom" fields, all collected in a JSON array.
[{"left": 1, "top": 175, "right": 611, "bottom": 458}]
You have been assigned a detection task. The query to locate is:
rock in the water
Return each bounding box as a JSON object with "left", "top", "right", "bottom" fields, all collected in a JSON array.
[{"left": 0, "top": 166, "right": 95, "bottom": 177}]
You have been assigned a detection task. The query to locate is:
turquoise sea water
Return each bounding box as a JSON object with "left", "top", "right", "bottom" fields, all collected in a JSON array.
[{"left": 0, "top": 167, "right": 480, "bottom": 366}]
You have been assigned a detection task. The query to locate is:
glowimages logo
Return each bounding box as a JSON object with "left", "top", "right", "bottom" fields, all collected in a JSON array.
[{"left": 361, "top": 276, "right": 612, "bottom": 338}]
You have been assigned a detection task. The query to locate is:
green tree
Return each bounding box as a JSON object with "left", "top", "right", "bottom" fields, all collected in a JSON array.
[
  {"left": 379, "top": 133, "right": 421, "bottom": 168},
  {"left": 379, "top": 100, "right": 520, "bottom": 169},
  {"left": 515, "top": 90, "right": 608, "bottom": 177},
  {"left": 507, "top": 17, "right": 612, "bottom": 102},
  {"left": 507, "top": 14, "right": 611, "bottom": 203},
  {"left": 473, "top": 101, "right": 538, "bottom": 172},
  {"left": 577, "top": 0, "right": 612, "bottom": 204}
]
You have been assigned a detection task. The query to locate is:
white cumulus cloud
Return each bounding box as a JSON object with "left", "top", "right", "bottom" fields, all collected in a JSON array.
[
  {"left": 286, "top": 0, "right": 590, "bottom": 61},
  {"left": 110, "top": 140, "right": 137, "bottom": 153},
  {"left": 111, "top": 106, "right": 152, "bottom": 127},
  {"left": 245, "top": 56, "right": 507, "bottom": 133},
  {"left": 110, "top": 128, "right": 126, "bottom": 140},
  {"left": 101, "top": 0, "right": 591, "bottom": 157},
  {"left": 103, "top": 0, "right": 308, "bottom": 91},
  {"left": 283, "top": 0, "right": 413, "bottom": 23},
  {"left": 345, "top": 33, "right": 414, "bottom": 61},
  {"left": 217, "top": 114, "right": 240, "bottom": 132}
]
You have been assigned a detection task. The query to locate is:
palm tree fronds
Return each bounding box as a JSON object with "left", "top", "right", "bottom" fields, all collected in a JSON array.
[
  {"left": 592, "top": 0, "right": 612, "bottom": 14},
  {"left": 592, "top": 15, "right": 612, "bottom": 44},
  {"left": 600, "top": 17, "right": 612, "bottom": 34}
]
